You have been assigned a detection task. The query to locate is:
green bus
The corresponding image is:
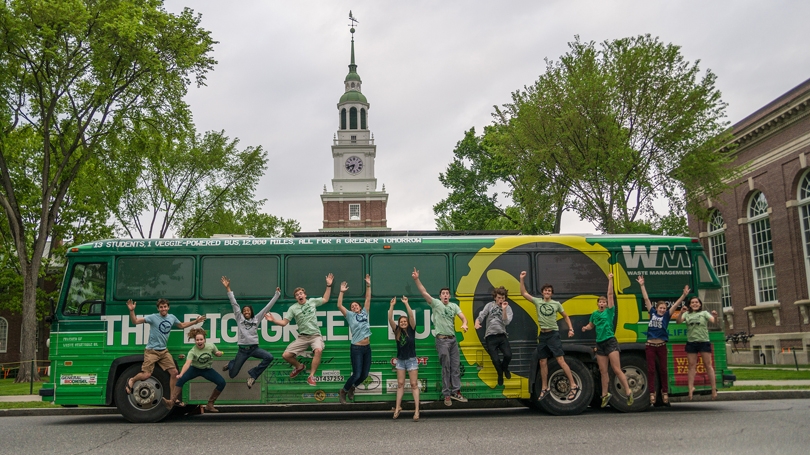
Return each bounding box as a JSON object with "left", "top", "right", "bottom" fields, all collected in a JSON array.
[{"left": 40, "top": 233, "right": 733, "bottom": 422}]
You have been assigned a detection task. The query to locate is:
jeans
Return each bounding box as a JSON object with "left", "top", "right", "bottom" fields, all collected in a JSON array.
[
  {"left": 176, "top": 366, "right": 226, "bottom": 391},
  {"left": 225, "top": 345, "right": 274, "bottom": 380},
  {"left": 435, "top": 337, "right": 460, "bottom": 397},
  {"left": 343, "top": 344, "right": 371, "bottom": 392},
  {"left": 646, "top": 344, "right": 669, "bottom": 393},
  {"left": 485, "top": 334, "right": 512, "bottom": 375}
]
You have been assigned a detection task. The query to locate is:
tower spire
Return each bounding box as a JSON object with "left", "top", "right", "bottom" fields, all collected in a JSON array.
[{"left": 347, "top": 11, "right": 359, "bottom": 79}]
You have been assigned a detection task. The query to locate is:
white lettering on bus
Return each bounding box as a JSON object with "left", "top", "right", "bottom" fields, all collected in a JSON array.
[{"left": 622, "top": 245, "right": 691, "bottom": 269}]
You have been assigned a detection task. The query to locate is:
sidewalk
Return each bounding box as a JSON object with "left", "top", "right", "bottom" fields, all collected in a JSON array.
[
  {"left": 733, "top": 380, "right": 810, "bottom": 386},
  {"left": 0, "top": 395, "right": 40, "bottom": 402}
]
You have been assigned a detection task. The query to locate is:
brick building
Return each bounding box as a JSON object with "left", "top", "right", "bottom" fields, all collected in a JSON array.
[{"left": 688, "top": 78, "right": 810, "bottom": 364}]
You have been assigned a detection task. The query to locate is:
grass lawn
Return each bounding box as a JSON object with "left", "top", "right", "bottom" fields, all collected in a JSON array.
[
  {"left": 724, "top": 385, "right": 810, "bottom": 391},
  {"left": 730, "top": 368, "right": 810, "bottom": 381},
  {"left": 0, "top": 377, "right": 48, "bottom": 396},
  {"left": 0, "top": 401, "right": 60, "bottom": 410}
]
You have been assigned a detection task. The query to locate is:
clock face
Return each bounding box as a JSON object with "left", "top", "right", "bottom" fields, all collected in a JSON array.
[{"left": 345, "top": 156, "right": 363, "bottom": 175}]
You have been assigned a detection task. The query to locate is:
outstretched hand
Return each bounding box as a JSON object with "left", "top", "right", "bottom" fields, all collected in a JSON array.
[
  {"left": 411, "top": 268, "right": 419, "bottom": 281},
  {"left": 683, "top": 285, "right": 691, "bottom": 295},
  {"left": 636, "top": 275, "right": 645, "bottom": 286},
  {"left": 519, "top": 271, "right": 527, "bottom": 280},
  {"left": 126, "top": 299, "right": 136, "bottom": 311},
  {"left": 389, "top": 297, "right": 396, "bottom": 307},
  {"left": 325, "top": 273, "right": 334, "bottom": 286},
  {"left": 340, "top": 281, "right": 349, "bottom": 293},
  {"left": 264, "top": 313, "right": 277, "bottom": 323},
  {"left": 220, "top": 276, "right": 230, "bottom": 288},
  {"left": 365, "top": 274, "right": 371, "bottom": 286}
]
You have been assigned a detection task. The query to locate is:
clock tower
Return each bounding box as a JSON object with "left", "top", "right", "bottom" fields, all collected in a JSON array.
[{"left": 320, "top": 23, "right": 389, "bottom": 231}]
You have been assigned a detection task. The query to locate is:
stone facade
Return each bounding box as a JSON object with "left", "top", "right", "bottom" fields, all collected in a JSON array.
[{"left": 688, "top": 78, "right": 810, "bottom": 364}]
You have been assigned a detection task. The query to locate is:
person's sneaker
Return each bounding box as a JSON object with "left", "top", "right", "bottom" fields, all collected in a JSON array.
[
  {"left": 289, "top": 365, "right": 306, "bottom": 378},
  {"left": 450, "top": 392, "right": 468, "bottom": 403},
  {"left": 504, "top": 370, "right": 511, "bottom": 380},
  {"left": 339, "top": 388, "right": 347, "bottom": 404},
  {"left": 307, "top": 376, "right": 317, "bottom": 386},
  {"left": 444, "top": 396, "right": 452, "bottom": 407},
  {"left": 600, "top": 393, "right": 612, "bottom": 408},
  {"left": 246, "top": 377, "right": 255, "bottom": 389},
  {"left": 497, "top": 372, "right": 504, "bottom": 386},
  {"left": 347, "top": 386, "right": 355, "bottom": 401},
  {"left": 222, "top": 364, "right": 230, "bottom": 372},
  {"left": 626, "top": 393, "right": 634, "bottom": 406}
]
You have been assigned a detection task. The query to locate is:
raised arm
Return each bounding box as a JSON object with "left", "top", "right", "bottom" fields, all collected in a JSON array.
[
  {"left": 223, "top": 276, "right": 242, "bottom": 317},
  {"left": 637, "top": 275, "right": 652, "bottom": 311},
  {"left": 177, "top": 314, "right": 206, "bottom": 329},
  {"left": 519, "top": 271, "right": 534, "bottom": 301},
  {"left": 363, "top": 274, "right": 371, "bottom": 313},
  {"left": 255, "top": 288, "right": 282, "bottom": 320},
  {"left": 265, "top": 313, "right": 289, "bottom": 326},
  {"left": 411, "top": 268, "right": 433, "bottom": 304},
  {"left": 671, "top": 285, "right": 690, "bottom": 316},
  {"left": 336, "top": 281, "right": 349, "bottom": 317},
  {"left": 126, "top": 300, "right": 145, "bottom": 325},
  {"left": 503, "top": 302, "right": 513, "bottom": 325},
  {"left": 607, "top": 272, "right": 615, "bottom": 309},
  {"left": 402, "top": 296, "right": 416, "bottom": 329},
  {"left": 388, "top": 297, "right": 398, "bottom": 331},
  {"left": 321, "top": 273, "right": 334, "bottom": 303}
]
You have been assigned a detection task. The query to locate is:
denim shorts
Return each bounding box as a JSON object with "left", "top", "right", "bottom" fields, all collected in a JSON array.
[{"left": 395, "top": 357, "right": 419, "bottom": 371}]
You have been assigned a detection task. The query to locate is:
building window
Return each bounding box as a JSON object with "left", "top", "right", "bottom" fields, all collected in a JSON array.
[
  {"left": 0, "top": 317, "right": 7, "bottom": 353},
  {"left": 798, "top": 170, "right": 810, "bottom": 294},
  {"left": 349, "top": 204, "right": 361, "bottom": 221},
  {"left": 350, "top": 107, "right": 358, "bottom": 129},
  {"left": 708, "top": 211, "right": 731, "bottom": 308},
  {"left": 341, "top": 108, "right": 347, "bottom": 130},
  {"left": 747, "top": 191, "right": 777, "bottom": 304},
  {"left": 360, "top": 108, "right": 367, "bottom": 129},
  {"left": 351, "top": 135, "right": 356, "bottom": 144}
]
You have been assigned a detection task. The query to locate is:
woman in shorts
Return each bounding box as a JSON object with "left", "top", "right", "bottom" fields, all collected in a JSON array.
[
  {"left": 388, "top": 295, "right": 419, "bottom": 421},
  {"left": 582, "top": 273, "right": 634, "bottom": 408},
  {"left": 677, "top": 296, "right": 719, "bottom": 400}
]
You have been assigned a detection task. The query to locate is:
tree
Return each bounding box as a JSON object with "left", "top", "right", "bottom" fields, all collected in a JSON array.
[
  {"left": 438, "top": 35, "right": 737, "bottom": 235},
  {"left": 0, "top": 0, "right": 215, "bottom": 382},
  {"left": 185, "top": 206, "right": 300, "bottom": 238}
]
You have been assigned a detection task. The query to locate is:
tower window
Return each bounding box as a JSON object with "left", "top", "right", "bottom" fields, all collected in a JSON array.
[
  {"left": 350, "top": 107, "right": 358, "bottom": 129},
  {"left": 349, "top": 204, "right": 361, "bottom": 221},
  {"left": 341, "top": 109, "right": 347, "bottom": 130},
  {"left": 360, "top": 108, "right": 367, "bottom": 129},
  {"left": 351, "top": 135, "right": 356, "bottom": 143},
  {"left": 351, "top": 82, "right": 355, "bottom": 88}
]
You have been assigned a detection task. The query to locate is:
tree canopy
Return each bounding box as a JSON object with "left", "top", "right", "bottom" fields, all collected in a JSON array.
[{"left": 436, "top": 35, "right": 737, "bottom": 235}]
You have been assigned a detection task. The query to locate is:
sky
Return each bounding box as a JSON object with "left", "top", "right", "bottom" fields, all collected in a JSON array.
[{"left": 163, "top": 0, "right": 810, "bottom": 234}]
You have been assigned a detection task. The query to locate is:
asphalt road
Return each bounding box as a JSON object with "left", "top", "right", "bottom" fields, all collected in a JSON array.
[{"left": 1, "top": 399, "right": 808, "bottom": 455}]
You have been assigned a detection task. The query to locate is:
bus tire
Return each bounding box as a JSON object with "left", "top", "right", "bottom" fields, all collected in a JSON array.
[
  {"left": 608, "top": 354, "right": 649, "bottom": 412},
  {"left": 114, "top": 364, "right": 172, "bottom": 423},
  {"left": 538, "top": 356, "right": 594, "bottom": 416}
]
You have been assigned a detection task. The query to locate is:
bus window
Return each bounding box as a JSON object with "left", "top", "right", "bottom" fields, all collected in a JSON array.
[
  {"left": 286, "top": 255, "right": 364, "bottom": 298},
  {"left": 370, "top": 254, "right": 448, "bottom": 297},
  {"left": 535, "top": 252, "right": 609, "bottom": 295},
  {"left": 200, "top": 256, "right": 279, "bottom": 298},
  {"left": 454, "top": 253, "right": 530, "bottom": 296},
  {"left": 63, "top": 263, "right": 107, "bottom": 316},
  {"left": 115, "top": 256, "right": 194, "bottom": 300}
]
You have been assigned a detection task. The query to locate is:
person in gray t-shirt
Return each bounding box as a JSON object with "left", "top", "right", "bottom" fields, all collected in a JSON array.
[
  {"left": 474, "top": 286, "right": 513, "bottom": 386},
  {"left": 220, "top": 276, "right": 280, "bottom": 389}
]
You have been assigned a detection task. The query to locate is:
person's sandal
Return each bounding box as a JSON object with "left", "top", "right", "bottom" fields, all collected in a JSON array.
[
  {"left": 650, "top": 393, "right": 656, "bottom": 405},
  {"left": 413, "top": 410, "right": 420, "bottom": 422},
  {"left": 393, "top": 407, "right": 401, "bottom": 419},
  {"left": 662, "top": 393, "right": 670, "bottom": 406},
  {"left": 567, "top": 385, "right": 579, "bottom": 401},
  {"left": 125, "top": 378, "right": 134, "bottom": 395},
  {"left": 538, "top": 388, "right": 550, "bottom": 401}
]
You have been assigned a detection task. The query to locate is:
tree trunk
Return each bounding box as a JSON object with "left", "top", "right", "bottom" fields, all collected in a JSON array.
[{"left": 14, "top": 264, "right": 40, "bottom": 383}]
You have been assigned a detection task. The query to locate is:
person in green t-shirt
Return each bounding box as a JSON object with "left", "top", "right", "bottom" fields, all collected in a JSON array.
[
  {"left": 164, "top": 327, "right": 225, "bottom": 413},
  {"left": 519, "top": 271, "right": 578, "bottom": 402},
  {"left": 265, "top": 273, "right": 334, "bottom": 387},
  {"left": 412, "top": 267, "right": 469, "bottom": 407},
  {"left": 581, "top": 273, "right": 634, "bottom": 408},
  {"left": 676, "top": 296, "right": 719, "bottom": 400}
]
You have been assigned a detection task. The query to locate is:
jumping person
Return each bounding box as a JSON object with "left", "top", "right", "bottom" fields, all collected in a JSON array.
[
  {"left": 125, "top": 299, "right": 206, "bottom": 398},
  {"left": 581, "top": 273, "right": 634, "bottom": 408},
  {"left": 412, "top": 267, "right": 469, "bottom": 406},
  {"left": 519, "top": 271, "right": 578, "bottom": 402},
  {"left": 676, "top": 295, "right": 719, "bottom": 400},
  {"left": 265, "top": 273, "right": 334, "bottom": 386},
  {"left": 388, "top": 296, "right": 420, "bottom": 421},
  {"left": 335, "top": 275, "right": 372, "bottom": 404},
  {"left": 164, "top": 327, "right": 225, "bottom": 412},
  {"left": 221, "top": 276, "right": 281, "bottom": 389},
  {"left": 474, "top": 286, "right": 513, "bottom": 386},
  {"left": 638, "top": 276, "right": 688, "bottom": 406}
]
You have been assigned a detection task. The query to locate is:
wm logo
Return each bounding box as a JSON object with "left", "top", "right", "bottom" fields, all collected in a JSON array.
[{"left": 621, "top": 245, "right": 691, "bottom": 269}]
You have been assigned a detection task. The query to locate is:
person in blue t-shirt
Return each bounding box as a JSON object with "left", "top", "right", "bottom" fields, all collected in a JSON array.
[
  {"left": 638, "top": 276, "right": 688, "bottom": 406},
  {"left": 125, "top": 298, "right": 206, "bottom": 399},
  {"left": 335, "top": 275, "right": 372, "bottom": 404}
]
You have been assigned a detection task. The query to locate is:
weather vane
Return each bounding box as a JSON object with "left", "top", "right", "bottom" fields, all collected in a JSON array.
[{"left": 348, "top": 10, "right": 358, "bottom": 35}]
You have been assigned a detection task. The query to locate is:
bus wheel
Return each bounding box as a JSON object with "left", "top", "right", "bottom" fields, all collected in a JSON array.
[
  {"left": 538, "top": 357, "right": 594, "bottom": 416},
  {"left": 608, "top": 355, "right": 649, "bottom": 412},
  {"left": 114, "top": 365, "right": 172, "bottom": 423}
]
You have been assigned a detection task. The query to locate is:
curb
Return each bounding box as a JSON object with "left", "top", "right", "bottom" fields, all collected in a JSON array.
[{"left": 2, "top": 392, "right": 810, "bottom": 417}]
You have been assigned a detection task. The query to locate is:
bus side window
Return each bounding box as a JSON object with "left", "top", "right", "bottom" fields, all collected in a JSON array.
[{"left": 63, "top": 263, "right": 107, "bottom": 316}]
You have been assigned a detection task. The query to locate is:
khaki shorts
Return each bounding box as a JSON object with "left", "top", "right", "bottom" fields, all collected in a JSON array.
[
  {"left": 284, "top": 334, "right": 325, "bottom": 357},
  {"left": 142, "top": 349, "right": 176, "bottom": 374}
]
